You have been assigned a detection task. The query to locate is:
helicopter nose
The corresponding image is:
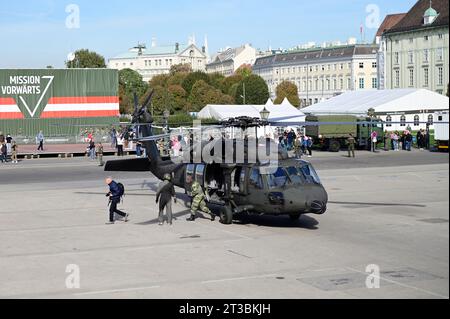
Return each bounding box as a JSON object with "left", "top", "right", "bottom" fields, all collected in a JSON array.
[
  {"left": 309, "top": 187, "right": 328, "bottom": 215},
  {"left": 309, "top": 200, "right": 327, "bottom": 215}
]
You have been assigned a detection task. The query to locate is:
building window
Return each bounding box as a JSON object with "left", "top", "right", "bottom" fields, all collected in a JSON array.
[
  {"left": 359, "top": 78, "right": 365, "bottom": 89},
  {"left": 400, "top": 115, "right": 406, "bottom": 127},
  {"left": 347, "top": 78, "right": 351, "bottom": 90},
  {"left": 438, "top": 67, "right": 443, "bottom": 86},
  {"left": 409, "top": 69, "right": 414, "bottom": 86},
  {"left": 424, "top": 68, "right": 429, "bottom": 86},
  {"left": 428, "top": 114, "right": 434, "bottom": 125},
  {"left": 372, "top": 78, "right": 378, "bottom": 89},
  {"left": 395, "top": 70, "right": 400, "bottom": 87},
  {"left": 326, "top": 79, "right": 330, "bottom": 90},
  {"left": 414, "top": 115, "right": 420, "bottom": 126},
  {"left": 340, "top": 64, "right": 344, "bottom": 70},
  {"left": 437, "top": 48, "right": 444, "bottom": 61},
  {"left": 409, "top": 38, "right": 413, "bottom": 43},
  {"left": 408, "top": 51, "right": 414, "bottom": 64},
  {"left": 438, "top": 34, "right": 443, "bottom": 39},
  {"left": 340, "top": 78, "right": 344, "bottom": 90},
  {"left": 372, "top": 62, "right": 377, "bottom": 68},
  {"left": 424, "top": 35, "right": 429, "bottom": 41},
  {"left": 394, "top": 52, "right": 399, "bottom": 64},
  {"left": 359, "top": 62, "right": 364, "bottom": 69},
  {"left": 386, "top": 115, "right": 392, "bottom": 127},
  {"left": 423, "top": 49, "right": 429, "bottom": 63}
]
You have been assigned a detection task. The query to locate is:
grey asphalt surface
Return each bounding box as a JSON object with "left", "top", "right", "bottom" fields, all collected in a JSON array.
[{"left": 0, "top": 150, "right": 448, "bottom": 299}]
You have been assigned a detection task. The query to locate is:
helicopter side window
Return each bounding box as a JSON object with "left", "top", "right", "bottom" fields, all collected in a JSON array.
[
  {"left": 267, "top": 167, "right": 289, "bottom": 189},
  {"left": 286, "top": 166, "right": 305, "bottom": 185},
  {"left": 230, "top": 167, "right": 242, "bottom": 193},
  {"left": 195, "top": 164, "right": 205, "bottom": 187},
  {"left": 249, "top": 168, "right": 263, "bottom": 189}
]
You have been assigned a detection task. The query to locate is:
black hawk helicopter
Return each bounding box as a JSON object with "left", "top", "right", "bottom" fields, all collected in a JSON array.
[{"left": 105, "top": 91, "right": 328, "bottom": 224}]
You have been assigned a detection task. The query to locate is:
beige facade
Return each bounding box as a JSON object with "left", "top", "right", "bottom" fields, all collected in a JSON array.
[
  {"left": 253, "top": 45, "right": 378, "bottom": 107},
  {"left": 109, "top": 43, "right": 207, "bottom": 82},
  {"left": 384, "top": 28, "right": 449, "bottom": 94},
  {"left": 206, "top": 44, "right": 257, "bottom": 76}
]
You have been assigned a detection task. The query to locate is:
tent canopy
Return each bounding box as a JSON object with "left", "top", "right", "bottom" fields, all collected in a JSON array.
[
  {"left": 198, "top": 98, "right": 306, "bottom": 123},
  {"left": 301, "top": 89, "right": 449, "bottom": 115}
]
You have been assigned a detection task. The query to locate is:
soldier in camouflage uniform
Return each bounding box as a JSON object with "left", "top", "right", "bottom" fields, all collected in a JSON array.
[{"left": 186, "top": 181, "right": 215, "bottom": 222}]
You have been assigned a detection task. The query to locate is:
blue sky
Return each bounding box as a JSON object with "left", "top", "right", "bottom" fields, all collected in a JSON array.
[{"left": 0, "top": 0, "right": 417, "bottom": 68}]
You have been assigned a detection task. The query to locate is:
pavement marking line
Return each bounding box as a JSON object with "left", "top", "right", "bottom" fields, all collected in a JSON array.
[
  {"left": 202, "top": 274, "right": 278, "bottom": 284},
  {"left": 73, "top": 285, "right": 160, "bottom": 296},
  {"left": 345, "top": 267, "right": 449, "bottom": 299}
]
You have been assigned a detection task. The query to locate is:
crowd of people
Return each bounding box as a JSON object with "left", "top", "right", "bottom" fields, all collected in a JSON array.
[{"left": 382, "top": 129, "right": 430, "bottom": 152}]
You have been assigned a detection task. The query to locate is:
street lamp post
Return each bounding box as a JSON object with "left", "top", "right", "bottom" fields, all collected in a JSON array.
[
  {"left": 260, "top": 107, "right": 270, "bottom": 138},
  {"left": 367, "top": 108, "right": 376, "bottom": 152}
]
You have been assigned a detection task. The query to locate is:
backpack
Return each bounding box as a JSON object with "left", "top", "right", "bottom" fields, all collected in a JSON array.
[{"left": 117, "top": 183, "right": 125, "bottom": 198}]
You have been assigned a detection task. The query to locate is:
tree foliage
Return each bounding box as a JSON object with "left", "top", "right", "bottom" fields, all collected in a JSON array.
[
  {"left": 221, "top": 74, "right": 243, "bottom": 95},
  {"left": 234, "top": 74, "right": 269, "bottom": 105},
  {"left": 235, "top": 64, "right": 253, "bottom": 78},
  {"left": 66, "top": 49, "right": 106, "bottom": 68},
  {"left": 118, "top": 68, "right": 148, "bottom": 114},
  {"left": 274, "top": 81, "right": 300, "bottom": 107},
  {"left": 182, "top": 71, "right": 210, "bottom": 95},
  {"left": 170, "top": 63, "right": 193, "bottom": 74}
]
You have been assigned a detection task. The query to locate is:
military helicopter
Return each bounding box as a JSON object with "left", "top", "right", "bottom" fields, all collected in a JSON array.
[{"left": 105, "top": 91, "right": 328, "bottom": 224}]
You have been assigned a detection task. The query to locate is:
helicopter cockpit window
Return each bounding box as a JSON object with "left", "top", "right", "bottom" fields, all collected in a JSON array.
[
  {"left": 230, "top": 167, "right": 242, "bottom": 193},
  {"left": 266, "top": 167, "right": 289, "bottom": 189},
  {"left": 249, "top": 168, "right": 263, "bottom": 189},
  {"left": 299, "top": 164, "right": 321, "bottom": 185},
  {"left": 286, "top": 166, "right": 305, "bottom": 185}
]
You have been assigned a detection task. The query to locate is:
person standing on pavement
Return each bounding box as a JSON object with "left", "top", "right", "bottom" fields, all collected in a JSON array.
[
  {"left": 405, "top": 132, "right": 413, "bottom": 151},
  {"left": 97, "top": 142, "right": 104, "bottom": 166},
  {"left": 88, "top": 139, "right": 96, "bottom": 160},
  {"left": 384, "top": 130, "right": 391, "bottom": 152},
  {"left": 293, "top": 134, "right": 302, "bottom": 159},
  {"left": 5, "top": 134, "right": 12, "bottom": 155},
  {"left": 105, "top": 177, "right": 129, "bottom": 225},
  {"left": 116, "top": 132, "right": 124, "bottom": 156},
  {"left": 155, "top": 174, "right": 177, "bottom": 226},
  {"left": 347, "top": 133, "right": 356, "bottom": 158},
  {"left": 306, "top": 136, "right": 313, "bottom": 158},
  {"left": 11, "top": 141, "right": 18, "bottom": 164},
  {"left": 0, "top": 142, "right": 6, "bottom": 163},
  {"left": 36, "top": 131, "right": 44, "bottom": 151}
]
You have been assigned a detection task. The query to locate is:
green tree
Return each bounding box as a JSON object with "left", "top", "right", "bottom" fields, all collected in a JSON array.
[
  {"left": 170, "top": 63, "right": 193, "bottom": 74},
  {"left": 168, "top": 85, "right": 187, "bottom": 112},
  {"left": 118, "top": 69, "right": 149, "bottom": 113},
  {"left": 235, "top": 64, "right": 253, "bottom": 78},
  {"left": 208, "top": 73, "right": 226, "bottom": 90},
  {"left": 188, "top": 80, "right": 233, "bottom": 111},
  {"left": 66, "top": 49, "right": 106, "bottom": 68},
  {"left": 235, "top": 74, "right": 269, "bottom": 105},
  {"left": 167, "top": 72, "right": 189, "bottom": 86},
  {"left": 182, "top": 71, "right": 210, "bottom": 95},
  {"left": 221, "top": 74, "right": 243, "bottom": 95},
  {"left": 150, "top": 74, "right": 170, "bottom": 88},
  {"left": 274, "top": 81, "right": 300, "bottom": 107}
]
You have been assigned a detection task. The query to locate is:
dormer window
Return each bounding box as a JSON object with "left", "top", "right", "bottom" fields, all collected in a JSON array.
[{"left": 424, "top": 6, "right": 438, "bottom": 25}]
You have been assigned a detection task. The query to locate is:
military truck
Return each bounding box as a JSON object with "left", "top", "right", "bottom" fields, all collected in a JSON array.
[{"left": 305, "top": 115, "right": 384, "bottom": 152}]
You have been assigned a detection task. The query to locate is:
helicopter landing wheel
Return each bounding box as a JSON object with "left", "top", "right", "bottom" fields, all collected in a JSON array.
[
  {"left": 220, "top": 206, "right": 233, "bottom": 225},
  {"left": 289, "top": 213, "right": 301, "bottom": 221}
]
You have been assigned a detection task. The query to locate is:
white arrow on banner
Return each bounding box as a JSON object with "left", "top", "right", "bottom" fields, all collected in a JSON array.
[{"left": 19, "top": 75, "right": 55, "bottom": 118}]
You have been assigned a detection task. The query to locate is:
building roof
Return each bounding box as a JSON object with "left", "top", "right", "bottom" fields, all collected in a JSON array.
[
  {"left": 384, "top": 0, "right": 449, "bottom": 34},
  {"left": 253, "top": 44, "right": 377, "bottom": 68},
  {"left": 111, "top": 44, "right": 193, "bottom": 59},
  {"left": 376, "top": 13, "right": 407, "bottom": 37},
  {"left": 301, "top": 89, "right": 449, "bottom": 115},
  {"left": 208, "top": 45, "right": 247, "bottom": 66}
]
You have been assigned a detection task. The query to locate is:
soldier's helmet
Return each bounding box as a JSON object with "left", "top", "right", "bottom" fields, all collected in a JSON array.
[{"left": 164, "top": 173, "right": 172, "bottom": 181}]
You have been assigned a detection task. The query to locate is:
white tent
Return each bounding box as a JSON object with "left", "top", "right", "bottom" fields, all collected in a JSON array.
[
  {"left": 302, "top": 89, "right": 449, "bottom": 115},
  {"left": 198, "top": 98, "right": 306, "bottom": 123},
  {"left": 301, "top": 89, "right": 449, "bottom": 130}
]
